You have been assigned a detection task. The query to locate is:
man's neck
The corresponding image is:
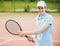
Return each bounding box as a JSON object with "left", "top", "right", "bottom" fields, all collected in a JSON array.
[
  {"left": 39, "top": 13, "right": 44, "bottom": 17},
  {"left": 39, "top": 12, "right": 46, "bottom": 17}
]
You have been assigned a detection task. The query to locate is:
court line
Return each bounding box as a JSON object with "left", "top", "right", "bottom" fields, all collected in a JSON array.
[
  {"left": 0, "top": 37, "right": 26, "bottom": 40},
  {"left": 0, "top": 37, "right": 60, "bottom": 46},
  {"left": 0, "top": 38, "right": 14, "bottom": 45},
  {"left": 53, "top": 40, "right": 60, "bottom": 42},
  {"left": 0, "top": 37, "right": 27, "bottom": 45}
]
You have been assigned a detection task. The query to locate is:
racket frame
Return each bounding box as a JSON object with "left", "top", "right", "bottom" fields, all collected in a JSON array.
[
  {"left": 5, "top": 19, "right": 34, "bottom": 42},
  {"left": 5, "top": 20, "right": 22, "bottom": 35}
]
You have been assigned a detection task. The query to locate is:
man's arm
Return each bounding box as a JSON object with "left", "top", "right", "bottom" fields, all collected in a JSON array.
[
  {"left": 24, "top": 23, "right": 50, "bottom": 35},
  {"left": 18, "top": 23, "right": 51, "bottom": 37}
]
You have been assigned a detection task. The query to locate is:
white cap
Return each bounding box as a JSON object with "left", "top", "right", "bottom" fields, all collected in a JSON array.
[{"left": 37, "top": 1, "right": 46, "bottom": 7}]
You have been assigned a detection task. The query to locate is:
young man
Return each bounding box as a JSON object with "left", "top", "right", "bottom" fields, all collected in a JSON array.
[{"left": 18, "top": 1, "right": 53, "bottom": 46}]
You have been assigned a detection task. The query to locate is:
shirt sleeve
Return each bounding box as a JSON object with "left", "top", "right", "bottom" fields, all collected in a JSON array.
[{"left": 44, "top": 16, "right": 54, "bottom": 25}]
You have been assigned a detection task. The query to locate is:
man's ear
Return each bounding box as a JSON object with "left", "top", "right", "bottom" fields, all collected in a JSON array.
[
  {"left": 44, "top": 6, "right": 46, "bottom": 8},
  {"left": 44, "top": 6, "right": 46, "bottom": 11}
]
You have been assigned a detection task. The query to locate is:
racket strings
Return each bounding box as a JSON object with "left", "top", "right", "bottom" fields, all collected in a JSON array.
[{"left": 6, "top": 20, "right": 21, "bottom": 35}]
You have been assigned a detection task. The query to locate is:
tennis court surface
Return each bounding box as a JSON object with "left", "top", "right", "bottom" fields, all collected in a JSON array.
[{"left": 0, "top": 13, "right": 60, "bottom": 46}]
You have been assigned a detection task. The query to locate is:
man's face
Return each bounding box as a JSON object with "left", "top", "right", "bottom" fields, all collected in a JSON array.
[{"left": 37, "top": 6, "right": 46, "bottom": 15}]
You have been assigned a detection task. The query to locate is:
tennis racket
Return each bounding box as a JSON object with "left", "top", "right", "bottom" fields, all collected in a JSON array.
[{"left": 5, "top": 19, "right": 34, "bottom": 42}]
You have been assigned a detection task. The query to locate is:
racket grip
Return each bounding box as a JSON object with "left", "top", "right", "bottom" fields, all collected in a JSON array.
[{"left": 25, "top": 35, "right": 35, "bottom": 43}]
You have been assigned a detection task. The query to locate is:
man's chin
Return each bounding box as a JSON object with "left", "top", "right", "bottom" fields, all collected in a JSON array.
[{"left": 39, "top": 12, "right": 44, "bottom": 15}]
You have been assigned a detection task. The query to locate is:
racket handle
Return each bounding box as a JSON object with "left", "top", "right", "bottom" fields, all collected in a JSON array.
[{"left": 25, "top": 35, "right": 35, "bottom": 43}]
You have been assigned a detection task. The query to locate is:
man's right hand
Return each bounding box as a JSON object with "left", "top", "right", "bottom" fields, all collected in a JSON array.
[{"left": 27, "top": 36, "right": 34, "bottom": 42}]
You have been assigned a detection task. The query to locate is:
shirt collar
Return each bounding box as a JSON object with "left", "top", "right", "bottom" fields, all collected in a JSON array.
[{"left": 38, "top": 13, "right": 46, "bottom": 20}]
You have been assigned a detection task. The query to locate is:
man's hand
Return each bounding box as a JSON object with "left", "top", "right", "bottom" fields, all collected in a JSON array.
[
  {"left": 18, "top": 32, "right": 35, "bottom": 42},
  {"left": 27, "top": 36, "right": 34, "bottom": 42}
]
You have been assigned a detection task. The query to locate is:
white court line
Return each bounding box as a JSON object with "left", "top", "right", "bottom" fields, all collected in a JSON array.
[
  {"left": 53, "top": 40, "right": 60, "bottom": 42},
  {"left": 0, "top": 38, "right": 14, "bottom": 45},
  {"left": 0, "top": 37, "right": 60, "bottom": 46},
  {"left": 0, "top": 37, "right": 26, "bottom": 40},
  {"left": 0, "top": 37, "right": 27, "bottom": 45}
]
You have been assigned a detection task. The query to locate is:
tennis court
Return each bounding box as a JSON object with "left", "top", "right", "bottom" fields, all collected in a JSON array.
[{"left": 0, "top": 13, "right": 60, "bottom": 46}]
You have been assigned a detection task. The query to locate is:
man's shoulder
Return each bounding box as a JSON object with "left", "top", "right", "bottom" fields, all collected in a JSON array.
[{"left": 45, "top": 13, "right": 53, "bottom": 20}]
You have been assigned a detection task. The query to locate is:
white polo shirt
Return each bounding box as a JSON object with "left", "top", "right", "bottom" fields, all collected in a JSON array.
[{"left": 35, "top": 13, "right": 53, "bottom": 46}]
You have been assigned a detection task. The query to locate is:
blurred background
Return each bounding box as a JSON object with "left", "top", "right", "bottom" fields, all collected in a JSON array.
[{"left": 0, "top": 0, "right": 60, "bottom": 12}]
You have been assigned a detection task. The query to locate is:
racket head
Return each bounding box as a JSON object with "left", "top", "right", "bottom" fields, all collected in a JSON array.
[{"left": 5, "top": 20, "right": 22, "bottom": 35}]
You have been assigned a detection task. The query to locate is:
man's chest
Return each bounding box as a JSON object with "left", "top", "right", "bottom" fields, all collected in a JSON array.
[{"left": 36, "top": 18, "right": 46, "bottom": 27}]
